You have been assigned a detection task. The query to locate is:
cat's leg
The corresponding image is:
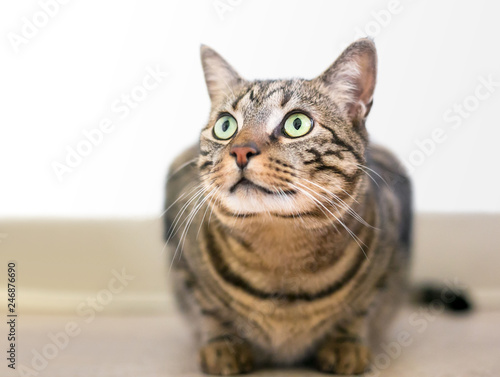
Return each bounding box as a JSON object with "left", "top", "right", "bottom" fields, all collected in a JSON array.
[
  {"left": 198, "top": 313, "right": 254, "bottom": 375},
  {"left": 170, "top": 261, "right": 254, "bottom": 375},
  {"left": 173, "top": 265, "right": 254, "bottom": 374},
  {"left": 315, "top": 315, "right": 371, "bottom": 375}
]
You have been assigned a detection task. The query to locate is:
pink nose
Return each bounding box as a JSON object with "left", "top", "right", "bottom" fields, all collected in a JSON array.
[{"left": 230, "top": 144, "right": 260, "bottom": 169}]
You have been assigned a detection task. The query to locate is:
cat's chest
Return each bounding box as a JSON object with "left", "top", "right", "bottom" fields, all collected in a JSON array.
[{"left": 236, "top": 304, "right": 337, "bottom": 362}]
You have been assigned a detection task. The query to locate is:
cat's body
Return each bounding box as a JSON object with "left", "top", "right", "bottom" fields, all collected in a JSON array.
[{"left": 165, "top": 39, "right": 412, "bottom": 375}]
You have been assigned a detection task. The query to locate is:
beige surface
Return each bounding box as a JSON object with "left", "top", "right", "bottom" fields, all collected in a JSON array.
[
  {"left": 7, "top": 308, "right": 500, "bottom": 377},
  {"left": 1, "top": 215, "right": 499, "bottom": 375}
]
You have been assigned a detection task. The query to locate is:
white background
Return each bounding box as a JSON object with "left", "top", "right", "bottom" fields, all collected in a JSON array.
[{"left": 1, "top": 0, "right": 499, "bottom": 218}]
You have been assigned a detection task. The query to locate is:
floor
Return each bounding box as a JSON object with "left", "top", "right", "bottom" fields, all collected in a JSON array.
[{"left": 8, "top": 307, "right": 500, "bottom": 377}]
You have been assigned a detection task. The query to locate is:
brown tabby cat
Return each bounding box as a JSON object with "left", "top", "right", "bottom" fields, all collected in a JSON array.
[{"left": 164, "top": 38, "right": 412, "bottom": 375}]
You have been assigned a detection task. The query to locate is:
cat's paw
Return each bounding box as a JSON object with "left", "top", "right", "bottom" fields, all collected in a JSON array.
[
  {"left": 199, "top": 339, "right": 254, "bottom": 375},
  {"left": 315, "top": 339, "right": 371, "bottom": 375}
]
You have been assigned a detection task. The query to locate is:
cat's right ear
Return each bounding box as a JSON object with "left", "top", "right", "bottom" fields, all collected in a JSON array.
[{"left": 200, "top": 45, "right": 244, "bottom": 103}]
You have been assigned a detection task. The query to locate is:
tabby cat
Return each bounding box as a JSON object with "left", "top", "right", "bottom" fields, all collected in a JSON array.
[{"left": 164, "top": 38, "right": 412, "bottom": 375}]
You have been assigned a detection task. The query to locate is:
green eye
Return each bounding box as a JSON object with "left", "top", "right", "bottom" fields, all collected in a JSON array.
[
  {"left": 213, "top": 115, "right": 238, "bottom": 140},
  {"left": 283, "top": 113, "right": 313, "bottom": 138}
]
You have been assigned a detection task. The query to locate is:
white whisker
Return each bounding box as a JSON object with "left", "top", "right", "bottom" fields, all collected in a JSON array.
[
  {"left": 167, "top": 157, "right": 199, "bottom": 180},
  {"left": 159, "top": 181, "right": 204, "bottom": 218},
  {"left": 298, "top": 179, "right": 375, "bottom": 229},
  {"left": 291, "top": 183, "right": 369, "bottom": 261}
]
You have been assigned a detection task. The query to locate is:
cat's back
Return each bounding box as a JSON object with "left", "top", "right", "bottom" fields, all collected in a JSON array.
[
  {"left": 367, "top": 144, "right": 407, "bottom": 179},
  {"left": 366, "top": 143, "right": 412, "bottom": 250}
]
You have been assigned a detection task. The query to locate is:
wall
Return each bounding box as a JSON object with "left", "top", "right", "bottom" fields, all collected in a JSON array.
[{"left": 1, "top": 0, "right": 500, "bottom": 218}]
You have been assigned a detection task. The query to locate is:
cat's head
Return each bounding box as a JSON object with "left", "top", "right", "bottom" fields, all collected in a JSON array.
[{"left": 198, "top": 39, "right": 376, "bottom": 226}]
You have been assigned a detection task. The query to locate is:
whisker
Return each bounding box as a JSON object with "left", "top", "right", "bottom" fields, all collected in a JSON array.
[
  {"left": 169, "top": 186, "right": 218, "bottom": 272},
  {"left": 165, "top": 185, "right": 207, "bottom": 240},
  {"left": 356, "top": 163, "right": 389, "bottom": 187},
  {"left": 291, "top": 183, "right": 369, "bottom": 260},
  {"left": 159, "top": 182, "right": 204, "bottom": 218},
  {"left": 298, "top": 179, "right": 375, "bottom": 229},
  {"left": 161, "top": 185, "right": 208, "bottom": 256},
  {"left": 289, "top": 183, "right": 339, "bottom": 233},
  {"left": 197, "top": 187, "right": 220, "bottom": 239},
  {"left": 167, "top": 157, "right": 199, "bottom": 180}
]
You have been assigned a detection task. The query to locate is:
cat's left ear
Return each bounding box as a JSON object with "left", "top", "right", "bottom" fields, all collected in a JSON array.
[
  {"left": 200, "top": 45, "right": 244, "bottom": 103},
  {"left": 314, "top": 38, "right": 377, "bottom": 123}
]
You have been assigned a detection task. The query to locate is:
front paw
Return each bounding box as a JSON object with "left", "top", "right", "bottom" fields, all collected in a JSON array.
[
  {"left": 315, "top": 339, "right": 371, "bottom": 375},
  {"left": 199, "top": 338, "right": 254, "bottom": 375}
]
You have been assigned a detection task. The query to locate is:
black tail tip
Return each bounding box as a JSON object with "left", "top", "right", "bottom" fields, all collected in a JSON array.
[{"left": 413, "top": 283, "right": 473, "bottom": 313}]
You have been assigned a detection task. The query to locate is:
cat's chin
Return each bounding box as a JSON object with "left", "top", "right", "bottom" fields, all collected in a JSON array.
[
  {"left": 222, "top": 190, "right": 307, "bottom": 217},
  {"left": 228, "top": 177, "right": 296, "bottom": 197}
]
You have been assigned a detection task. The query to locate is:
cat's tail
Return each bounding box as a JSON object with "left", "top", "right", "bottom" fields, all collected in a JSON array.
[{"left": 411, "top": 283, "right": 473, "bottom": 313}]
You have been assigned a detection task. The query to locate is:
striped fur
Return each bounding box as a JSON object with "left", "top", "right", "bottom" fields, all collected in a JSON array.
[{"left": 164, "top": 39, "right": 412, "bottom": 375}]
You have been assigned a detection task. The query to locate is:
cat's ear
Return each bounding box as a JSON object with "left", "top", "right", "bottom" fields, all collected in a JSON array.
[
  {"left": 315, "top": 38, "right": 377, "bottom": 123},
  {"left": 200, "top": 45, "right": 244, "bottom": 103}
]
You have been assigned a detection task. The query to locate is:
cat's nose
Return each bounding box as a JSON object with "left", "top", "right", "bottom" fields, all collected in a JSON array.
[{"left": 230, "top": 143, "right": 260, "bottom": 169}]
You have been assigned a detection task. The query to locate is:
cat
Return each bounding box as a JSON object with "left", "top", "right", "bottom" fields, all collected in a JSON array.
[{"left": 164, "top": 38, "right": 412, "bottom": 375}]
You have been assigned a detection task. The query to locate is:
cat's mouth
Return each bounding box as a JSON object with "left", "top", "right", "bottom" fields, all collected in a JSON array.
[{"left": 229, "top": 177, "right": 296, "bottom": 196}]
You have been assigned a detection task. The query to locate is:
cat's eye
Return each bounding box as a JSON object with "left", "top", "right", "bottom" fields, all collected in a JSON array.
[
  {"left": 283, "top": 113, "right": 313, "bottom": 138},
  {"left": 213, "top": 115, "right": 238, "bottom": 140}
]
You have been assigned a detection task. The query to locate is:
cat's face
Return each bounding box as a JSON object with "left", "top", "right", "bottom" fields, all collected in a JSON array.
[{"left": 198, "top": 40, "right": 377, "bottom": 224}]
